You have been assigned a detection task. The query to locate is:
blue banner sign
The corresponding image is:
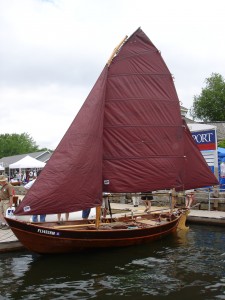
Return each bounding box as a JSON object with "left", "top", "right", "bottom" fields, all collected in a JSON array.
[{"left": 191, "top": 129, "right": 216, "bottom": 150}]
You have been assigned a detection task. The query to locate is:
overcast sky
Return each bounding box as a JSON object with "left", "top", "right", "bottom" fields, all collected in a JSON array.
[{"left": 0, "top": 0, "right": 225, "bottom": 150}]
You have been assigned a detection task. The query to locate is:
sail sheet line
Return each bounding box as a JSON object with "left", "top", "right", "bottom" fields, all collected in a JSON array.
[{"left": 103, "top": 156, "right": 186, "bottom": 161}]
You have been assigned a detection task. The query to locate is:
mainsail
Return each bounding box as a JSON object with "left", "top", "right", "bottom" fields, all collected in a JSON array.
[{"left": 15, "top": 28, "right": 218, "bottom": 216}]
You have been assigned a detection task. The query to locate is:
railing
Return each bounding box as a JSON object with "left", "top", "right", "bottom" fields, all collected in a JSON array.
[
  {"left": 107, "top": 190, "right": 225, "bottom": 212},
  {"left": 194, "top": 188, "right": 225, "bottom": 211}
]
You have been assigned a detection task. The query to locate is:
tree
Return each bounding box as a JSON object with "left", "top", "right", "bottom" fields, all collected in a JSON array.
[
  {"left": 218, "top": 140, "right": 225, "bottom": 148},
  {"left": 190, "top": 73, "right": 225, "bottom": 121},
  {"left": 0, "top": 133, "right": 39, "bottom": 158}
]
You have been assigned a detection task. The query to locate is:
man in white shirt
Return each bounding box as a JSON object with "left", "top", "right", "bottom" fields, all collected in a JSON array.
[{"left": 24, "top": 170, "right": 46, "bottom": 222}]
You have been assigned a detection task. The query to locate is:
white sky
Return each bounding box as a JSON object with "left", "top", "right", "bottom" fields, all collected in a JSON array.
[{"left": 0, "top": 0, "right": 225, "bottom": 149}]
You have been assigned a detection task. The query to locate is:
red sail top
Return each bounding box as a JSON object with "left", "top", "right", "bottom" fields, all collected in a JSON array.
[{"left": 15, "top": 28, "right": 218, "bottom": 216}]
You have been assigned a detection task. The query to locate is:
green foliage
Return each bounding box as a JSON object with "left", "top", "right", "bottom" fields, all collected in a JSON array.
[
  {"left": 0, "top": 133, "right": 39, "bottom": 159},
  {"left": 218, "top": 140, "right": 225, "bottom": 148},
  {"left": 190, "top": 73, "right": 225, "bottom": 121}
]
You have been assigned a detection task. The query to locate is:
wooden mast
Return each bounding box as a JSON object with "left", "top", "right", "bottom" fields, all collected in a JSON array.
[
  {"left": 93, "top": 35, "right": 128, "bottom": 228},
  {"left": 107, "top": 35, "right": 128, "bottom": 66}
]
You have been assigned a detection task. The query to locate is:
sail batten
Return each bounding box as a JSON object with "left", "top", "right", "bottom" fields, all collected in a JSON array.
[
  {"left": 109, "top": 73, "right": 171, "bottom": 77},
  {"left": 103, "top": 156, "right": 186, "bottom": 160},
  {"left": 110, "top": 48, "right": 159, "bottom": 59},
  {"left": 104, "top": 125, "right": 183, "bottom": 128},
  {"left": 106, "top": 98, "right": 178, "bottom": 101},
  {"left": 14, "top": 28, "right": 218, "bottom": 216}
]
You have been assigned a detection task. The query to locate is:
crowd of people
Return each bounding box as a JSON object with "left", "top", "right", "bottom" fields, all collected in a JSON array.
[
  {"left": 131, "top": 187, "right": 220, "bottom": 211},
  {"left": 9, "top": 169, "right": 37, "bottom": 185}
]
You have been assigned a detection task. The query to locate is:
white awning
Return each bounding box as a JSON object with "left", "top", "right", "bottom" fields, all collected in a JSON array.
[{"left": 9, "top": 155, "right": 46, "bottom": 169}]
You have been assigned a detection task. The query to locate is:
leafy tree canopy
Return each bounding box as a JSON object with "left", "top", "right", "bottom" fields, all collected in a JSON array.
[
  {"left": 0, "top": 133, "right": 39, "bottom": 159},
  {"left": 190, "top": 73, "right": 225, "bottom": 121},
  {"left": 218, "top": 140, "right": 225, "bottom": 148}
]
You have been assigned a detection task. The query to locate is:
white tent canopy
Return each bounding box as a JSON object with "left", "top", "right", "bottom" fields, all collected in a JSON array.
[
  {"left": 0, "top": 166, "right": 4, "bottom": 171},
  {"left": 9, "top": 155, "right": 46, "bottom": 169}
]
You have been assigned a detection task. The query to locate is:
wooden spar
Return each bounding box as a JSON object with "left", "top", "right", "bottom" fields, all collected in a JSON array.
[
  {"left": 53, "top": 223, "right": 97, "bottom": 229},
  {"left": 107, "top": 196, "right": 112, "bottom": 219},
  {"left": 170, "top": 188, "right": 177, "bottom": 213},
  {"left": 95, "top": 206, "right": 101, "bottom": 228},
  {"left": 107, "top": 35, "right": 128, "bottom": 66}
]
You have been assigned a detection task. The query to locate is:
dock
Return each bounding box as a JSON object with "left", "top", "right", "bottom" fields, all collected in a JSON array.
[
  {"left": 0, "top": 228, "right": 24, "bottom": 253},
  {"left": 1, "top": 203, "right": 225, "bottom": 253},
  {"left": 186, "top": 209, "right": 225, "bottom": 226}
]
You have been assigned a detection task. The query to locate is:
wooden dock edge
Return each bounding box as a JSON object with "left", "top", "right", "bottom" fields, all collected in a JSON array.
[
  {"left": 0, "top": 241, "right": 25, "bottom": 253},
  {"left": 187, "top": 216, "right": 225, "bottom": 227}
]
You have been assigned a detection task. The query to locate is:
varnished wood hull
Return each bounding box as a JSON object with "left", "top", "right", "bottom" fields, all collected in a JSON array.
[{"left": 6, "top": 213, "right": 182, "bottom": 254}]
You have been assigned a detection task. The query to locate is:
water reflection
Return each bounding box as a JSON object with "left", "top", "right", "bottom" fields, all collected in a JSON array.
[{"left": 0, "top": 225, "right": 224, "bottom": 299}]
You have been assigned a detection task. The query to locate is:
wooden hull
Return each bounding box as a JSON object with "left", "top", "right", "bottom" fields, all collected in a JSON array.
[{"left": 6, "top": 213, "right": 182, "bottom": 254}]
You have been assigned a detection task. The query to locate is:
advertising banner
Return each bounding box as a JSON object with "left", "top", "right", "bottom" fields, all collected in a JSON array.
[{"left": 191, "top": 129, "right": 216, "bottom": 151}]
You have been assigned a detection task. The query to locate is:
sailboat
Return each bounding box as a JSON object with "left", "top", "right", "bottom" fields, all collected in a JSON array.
[{"left": 6, "top": 28, "right": 218, "bottom": 254}]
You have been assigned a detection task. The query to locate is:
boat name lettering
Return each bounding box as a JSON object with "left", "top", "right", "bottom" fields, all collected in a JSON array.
[{"left": 37, "top": 229, "right": 56, "bottom": 235}]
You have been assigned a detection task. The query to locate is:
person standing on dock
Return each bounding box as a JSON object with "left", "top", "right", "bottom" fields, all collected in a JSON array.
[
  {"left": 24, "top": 170, "right": 46, "bottom": 222},
  {"left": 132, "top": 193, "right": 140, "bottom": 207},
  {"left": 141, "top": 191, "right": 153, "bottom": 212},
  {"left": 82, "top": 208, "right": 91, "bottom": 219},
  {"left": 102, "top": 192, "right": 110, "bottom": 217},
  {"left": 212, "top": 185, "right": 219, "bottom": 211},
  {"left": 0, "top": 175, "right": 14, "bottom": 230},
  {"left": 185, "top": 189, "right": 195, "bottom": 208},
  {"left": 57, "top": 212, "right": 69, "bottom": 223}
]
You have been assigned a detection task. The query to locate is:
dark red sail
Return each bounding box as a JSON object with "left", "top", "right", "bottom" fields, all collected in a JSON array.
[
  {"left": 15, "top": 28, "right": 218, "bottom": 216},
  {"left": 15, "top": 67, "right": 108, "bottom": 215},
  {"left": 103, "top": 29, "right": 186, "bottom": 192}
]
